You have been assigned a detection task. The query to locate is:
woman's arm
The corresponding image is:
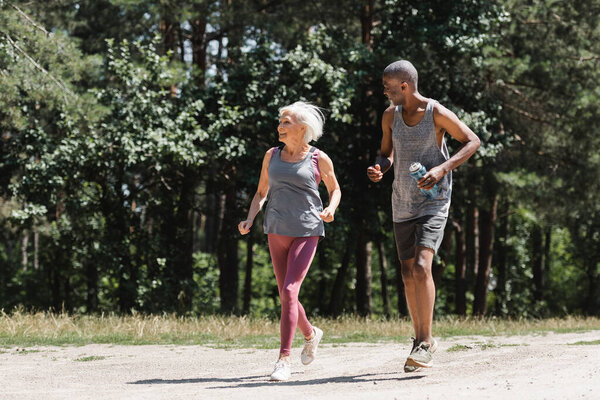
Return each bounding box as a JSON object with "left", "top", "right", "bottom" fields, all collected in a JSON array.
[
  {"left": 238, "top": 149, "right": 273, "bottom": 235},
  {"left": 318, "top": 151, "right": 341, "bottom": 223}
]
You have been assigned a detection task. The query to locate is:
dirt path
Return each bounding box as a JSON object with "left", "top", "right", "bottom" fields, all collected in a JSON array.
[{"left": 1, "top": 330, "right": 599, "bottom": 399}]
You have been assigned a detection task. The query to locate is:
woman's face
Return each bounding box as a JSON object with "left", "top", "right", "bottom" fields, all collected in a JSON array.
[{"left": 277, "top": 111, "right": 306, "bottom": 143}]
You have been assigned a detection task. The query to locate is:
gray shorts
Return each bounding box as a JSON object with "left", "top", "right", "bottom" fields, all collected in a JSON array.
[{"left": 393, "top": 215, "right": 448, "bottom": 260}]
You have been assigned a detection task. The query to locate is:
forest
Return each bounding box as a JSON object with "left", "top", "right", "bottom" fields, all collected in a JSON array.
[{"left": 1, "top": 0, "right": 599, "bottom": 318}]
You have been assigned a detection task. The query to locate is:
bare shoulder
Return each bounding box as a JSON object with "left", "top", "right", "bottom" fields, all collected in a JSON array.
[
  {"left": 383, "top": 104, "right": 396, "bottom": 119},
  {"left": 318, "top": 149, "right": 333, "bottom": 164},
  {"left": 432, "top": 102, "right": 458, "bottom": 121},
  {"left": 262, "top": 148, "right": 275, "bottom": 164},
  {"left": 382, "top": 104, "right": 395, "bottom": 127}
]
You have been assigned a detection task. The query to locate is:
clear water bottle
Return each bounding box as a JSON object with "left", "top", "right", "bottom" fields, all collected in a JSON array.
[{"left": 409, "top": 162, "right": 439, "bottom": 199}]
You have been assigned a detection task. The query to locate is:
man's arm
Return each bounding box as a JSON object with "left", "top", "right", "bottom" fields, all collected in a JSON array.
[
  {"left": 367, "top": 105, "right": 395, "bottom": 182},
  {"left": 418, "top": 103, "right": 481, "bottom": 190}
]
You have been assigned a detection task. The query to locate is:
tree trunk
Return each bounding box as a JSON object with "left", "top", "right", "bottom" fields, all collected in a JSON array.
[
  {"left": 394, "top": 255, "right": 408, "bottom": 316},
  {"left": 532, "top": 225, "right": 544, "bottom": 303},
  {"left": 173, "top": 170, "right": 197, "bottom": 312},
  {"left": 191, "top": 12, "right": 207, "bottom": 81},
  {"left": 376, "top": 239, "right": 391, "bottom": 319},
  {"left": 21, "top": 229, "right": 28, "bottom": 270},
  {"left": 160, "top": 17, "right": 176, "bottom": 58},
  {"left": 177, "top": 23, "right": 185, "bottom": 62},
  {"left": 543, "top": 227, "right": 551, "bottom": 293},
  {"left": 46, "top": 253, "right": 60, "bottom": 311},
  {"left": 466, "top": 174, "right": 479, "bottom": 281},
  {"left": 317, "top": 245, "right": 329, "bottom": 303},
  {"left": 473, "top": 187, "right": 498, "bottom": 316},
  {"left": 360, "top": 0, "right": 374, "bottom": 47},
  {"left": 328, "top": 233, "right": 354, "bottom": 316},
  {"left": 217, "top": 177, "right": 239, "bottom": 314},
  {"left": 33, "top": 226, "right": 39, "bottom": 270},
  {"left": 242, "top": 231, "right": 254, "bottom": 315},
  {"left": 86, "top": 260, "right": 99, "bottom": 312},
  {"left": 433, "top": 223, "right": 452, "bottom": 289},
  {"left": 584, "top": 224, "right": 599, "bottom": 315},
  {"left": 355, "top": 230, "right": 372, "bottom": 317},
  {"left": 494, "top": 202, "right": 510, "bottom": 315},
  {"left": 453, "top": 219, "right": 467, "bottom": 316},
  {"left": 160, "top": 14, "right": 177, "bottom": 96},
  {"left": 203, "top": 179, "right": 223, "bottom": 253}
]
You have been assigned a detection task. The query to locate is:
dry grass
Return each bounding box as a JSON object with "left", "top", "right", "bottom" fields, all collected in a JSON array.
[{"left": 1, "top": 310, "right": 599, "bottom": 348}]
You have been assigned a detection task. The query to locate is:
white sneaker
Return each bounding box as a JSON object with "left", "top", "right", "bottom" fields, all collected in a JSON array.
[
  {"left": 301, "top": 326, "right": 323, "bottom": 365},
  {"left": 270, "top": 359, "right": 291, "bottom": 381}
]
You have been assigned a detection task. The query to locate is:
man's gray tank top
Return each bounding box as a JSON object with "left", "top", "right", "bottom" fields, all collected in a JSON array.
[
  {"left": 263, "top": 145, "right": 325, "bottom": 237},
  {"left": 392, "top": 99, "right": 452, "bottom": 222}
]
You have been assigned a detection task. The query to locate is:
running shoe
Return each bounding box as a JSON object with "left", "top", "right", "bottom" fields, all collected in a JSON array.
[
  {"left": 405, "top": 339, "right": 437, "bottom": 368},
  {"left": 270, "top": 359, "right": 291, "bottom": 381},
  {"left": 404, "top": 337, "right": 420, "bottom": 373},
  {"left": 404, "top": 338, "right": 438, "bottom": 372},
  {"left": 301, "top": 326, "right": 323, "bottom": 365}
]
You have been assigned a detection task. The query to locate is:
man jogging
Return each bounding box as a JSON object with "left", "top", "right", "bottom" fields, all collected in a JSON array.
[{"left": 367, "top": 60, "right": 480, "bottom": 372}]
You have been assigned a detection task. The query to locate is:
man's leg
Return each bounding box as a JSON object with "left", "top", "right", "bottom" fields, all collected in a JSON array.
[
  {"left": 399, "top": 257, "right": 420, "bottom": 340},
  {"left": 404, "top": 215, "right": 446, "bottom": 368},
  {"left": 412, "top": 246, "right": 435, "bottom": 344}
]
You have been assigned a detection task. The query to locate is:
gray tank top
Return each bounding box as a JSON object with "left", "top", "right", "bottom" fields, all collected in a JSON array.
[
  {"left": 263, "top": 146, "right": 325, "bottom": 237},
  {"left": 391, "top": 99, "right": 452, "bottom": 222}
]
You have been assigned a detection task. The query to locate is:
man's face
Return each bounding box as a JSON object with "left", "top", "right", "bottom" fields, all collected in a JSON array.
[{"left": 382, "top": 76, "right": 406, "bottom": 105}]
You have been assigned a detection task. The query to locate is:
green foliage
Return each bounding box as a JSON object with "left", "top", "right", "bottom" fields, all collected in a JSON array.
[{"left": 0, "top": 0, "right": 598, "bottom": 318}]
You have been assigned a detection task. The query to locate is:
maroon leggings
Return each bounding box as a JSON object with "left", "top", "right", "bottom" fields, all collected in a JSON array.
[{"left": 268, "top": 234, "right": 319, "bottom": 356}]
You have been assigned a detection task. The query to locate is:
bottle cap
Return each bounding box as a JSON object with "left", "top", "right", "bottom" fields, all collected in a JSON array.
[{"left": 409, "top": 162, "right": 422, "bottom": 173}]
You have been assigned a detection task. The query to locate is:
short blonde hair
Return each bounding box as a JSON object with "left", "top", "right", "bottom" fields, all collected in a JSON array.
[{"left": 279, "top": 101, "right": 325, "bottom": 143}]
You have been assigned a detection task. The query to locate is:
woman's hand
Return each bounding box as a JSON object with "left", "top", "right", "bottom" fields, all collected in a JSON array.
[
  {"left": 238, "top": 219, "right": 253, "bottom": 235},
  {"left": 319, "top": 207, "right": 335, "bottom": 223}
]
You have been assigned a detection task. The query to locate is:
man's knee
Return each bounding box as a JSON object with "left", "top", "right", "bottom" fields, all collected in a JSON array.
[
  {"left": 412, "top": 262, "right": 432, "bottom": 282},
  {"left": 412, "top": 249, "right": 434, "bottom": 281}
]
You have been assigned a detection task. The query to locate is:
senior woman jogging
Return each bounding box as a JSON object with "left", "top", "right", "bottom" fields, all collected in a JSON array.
[{"left": 238, "top": 102, "right": 341, "bottom": 381}]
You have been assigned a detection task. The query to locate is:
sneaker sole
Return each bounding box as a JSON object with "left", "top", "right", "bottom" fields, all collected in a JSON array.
[
  {"left": 405, "top": 357, "right": 433, "bottom": 368},
  {"left": 404, "top": 364, "right": 422, "bottom": 373}
]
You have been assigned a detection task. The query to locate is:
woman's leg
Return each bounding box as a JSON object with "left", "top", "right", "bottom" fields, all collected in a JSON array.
[
  {"left": 268, "top": 234, "right": 319, "bottom": 356},
  {"left": 279, "top": 236, "right": 319, "bottom": 354},
  {"left": 268, "top": 234, "right": 294, "bottom": 357}
]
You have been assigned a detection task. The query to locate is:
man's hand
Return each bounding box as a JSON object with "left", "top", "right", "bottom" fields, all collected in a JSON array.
[
  {"left": 417, "top": 165, "right": 446, "bottom": 190},
  {"left": 319, "top": 207, "right": 335, "bottom": 223},
  {"left": 367, "top": 164, "right": 383, "bottom": 182},
  {"left": 238, "top": 219, "right": 252, "bottom": 235}
]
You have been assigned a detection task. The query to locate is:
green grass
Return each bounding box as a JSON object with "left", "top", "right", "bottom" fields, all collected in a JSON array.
[
  {"left": 74, "top": 356, "right": 106, "bottom": 362},
  {"left": 446, "top": 344, "right": 473, "bottom": 352},
  {"left": 568, "top": 340, "right": 600, "bottom": 346},
  {"left": 15, "top": 349, "right": 42, "bottom": 355},
  {"left": 0, "top": 311, "right": 598, "bottom": 348},
  {"left": 447, "top": 343, "right": 523, "bottom": 352}
]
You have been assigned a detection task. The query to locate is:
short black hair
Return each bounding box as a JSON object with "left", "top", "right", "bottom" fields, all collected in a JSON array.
[{"left": 383, "top": 60, "right": 418, "bottom": 88}]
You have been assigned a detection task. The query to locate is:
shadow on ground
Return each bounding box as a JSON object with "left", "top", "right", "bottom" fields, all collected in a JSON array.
[{"left": 128, "top": 372, "right": 425, "bottom": 388}]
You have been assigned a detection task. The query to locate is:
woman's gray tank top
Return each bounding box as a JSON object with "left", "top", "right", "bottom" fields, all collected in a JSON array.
[
  {"left": 263, "top": 146, "right": 325, "bottom": 237},
  {"left": 391, "top": 99, "right": 452, "bottom": 222}
]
